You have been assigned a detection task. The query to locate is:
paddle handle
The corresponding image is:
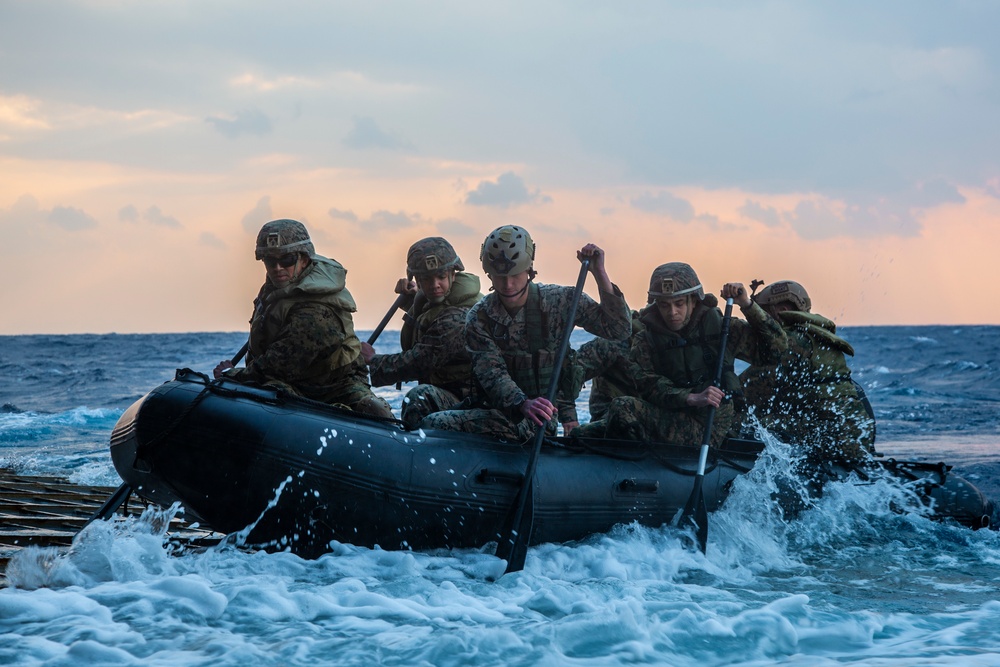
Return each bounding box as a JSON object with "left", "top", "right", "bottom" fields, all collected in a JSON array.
[{"left": 367, "top": 294, "right": 407, "bottom": 346}]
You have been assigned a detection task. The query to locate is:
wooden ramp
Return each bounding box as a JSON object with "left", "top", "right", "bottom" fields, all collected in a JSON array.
[{"left": 0, "top": 468, "right": 222, "bottom": 584}]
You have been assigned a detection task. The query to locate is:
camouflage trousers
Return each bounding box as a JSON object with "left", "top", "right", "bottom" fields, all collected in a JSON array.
[
  {"left": 419, "top": 407, "right": 556, "bottom": 442},
  {"left": 575, "top": 396, "right": 734, "bottom": 447},
  {"left": 400, "top": 385, "right": 462, "bottom": 430},
  {"left": 577, "top": 336, "right": 635, "bottom": 421}
]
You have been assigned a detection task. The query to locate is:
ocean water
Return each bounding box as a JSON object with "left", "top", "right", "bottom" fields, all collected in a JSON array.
[{"left": 1, "top": 326, "right": 999, "bottom": 666}]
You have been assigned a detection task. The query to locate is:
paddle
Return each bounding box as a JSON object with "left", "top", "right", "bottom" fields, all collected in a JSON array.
[
  {"left": 675, "top": 296, "right": 734, "bottom": 553},
  {"left": 367, "top": 294, "right": 407, "bottom": 346},
  {"left": 495, "top": 258, "right": 590, "bottom": 574}
]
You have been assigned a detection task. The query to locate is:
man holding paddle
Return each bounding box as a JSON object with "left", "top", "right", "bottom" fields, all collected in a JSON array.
[
  {"left": 213, "top": 219, "right": 392, "bottom": 418},
  {"left": 573, "top": 262, "right": 787, "bottom": 445},
  {"left": 363, "top": 237, "right": 484, "bottom": 429},
  {"left": 420, "top": 225, "right": 631, "bottom": 441}
]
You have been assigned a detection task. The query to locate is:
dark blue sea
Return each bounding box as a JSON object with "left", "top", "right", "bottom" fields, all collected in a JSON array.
[{"left": 2, "top": 326, "right": 1000, "bottom": 666}]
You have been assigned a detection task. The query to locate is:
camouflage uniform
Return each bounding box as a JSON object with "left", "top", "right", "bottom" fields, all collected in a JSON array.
[
  {"left": 420, "top": 282, "right": 632, "bottom": 441},
  {"left": 229, "top": 220, "right": 391, "bottom": 418},
  {"left": 741, "top": 310, "right": 876, "bottom": 462},
  {"left": 576, "top": 291, "right": 787, "bottom": 447},
  {"left": 576, "top": 309, "right": 644, "bottom": 421},
  {"left": 368, "top": 271, "right": 484, "bottom": 428}
]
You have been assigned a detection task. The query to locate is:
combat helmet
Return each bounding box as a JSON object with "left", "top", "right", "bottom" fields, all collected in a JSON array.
[
  {"left": 406, "top": 237, "right": 464, "bottom": 278},
  {"left": 480, "top": 225, "right": 535, "bottom": 276},
  {"left": 255, "top": 219, "right": 315, "bottom": 260},
  {"left": 647, "top": 262, "right": 704, "bottom": 302},
  {"left": 753, "top": 280, "right": 811, "bottom": 312}
]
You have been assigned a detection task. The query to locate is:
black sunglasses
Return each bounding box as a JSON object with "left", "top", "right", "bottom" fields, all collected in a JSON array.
[{"left": 262, "top": 253, "right": 300, "bottom": 269}]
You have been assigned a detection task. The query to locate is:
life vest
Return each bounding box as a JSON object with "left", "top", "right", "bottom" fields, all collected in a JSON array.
[
  {"left": 640, "top": 303, "right": 740, "bottom": 394},
  {"left": 246, "top": 256, "right": 361, "bottom": 379},
  {"left": 777, "top": 311, "right": 857, "bottom": 396},
  {"left": 476, "top": 282, "right": 584, "bottom": 401}
]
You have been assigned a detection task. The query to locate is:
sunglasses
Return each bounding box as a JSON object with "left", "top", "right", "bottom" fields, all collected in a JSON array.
[{"left": 262, "top": 253, "right": 300, "bottom": 269}]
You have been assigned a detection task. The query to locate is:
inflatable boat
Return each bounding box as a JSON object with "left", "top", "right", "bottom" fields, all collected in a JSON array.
[{"left": 108, "top": 369, "right": 995, "bottom": 559}]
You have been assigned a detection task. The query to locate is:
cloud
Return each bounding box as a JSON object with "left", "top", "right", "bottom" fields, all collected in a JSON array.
[
  {"left": 47, "top": 205, "right": 99, "bottom": 231},
  {"left": 783, "top": 198, "right": 923, "bottom": 240},
  {"left": 328, "top": 208, "right": 359, "bottom": 223},
  {"left": 142, "top": 205, "right": 181, "bottom": 228},
  {"left": 199, "top": 231, "right": 226, "bottom": 249},
  {"left": 327, "top": 207, "right": 469, "bottom": 237},
  {"left": 118, "top": 204, "right": 139, "bottom": 223},
  {"left": 436, "top": 218, "right": 475, "bottom": 237},
  {"left": 465, "top": 172, "right": 551, "bottom": 208},
  {"left": 342, "top": 116, "right": 412, "bottom": 151},
  {"left": 739, "top": 199, "right": 781, "bottom": 227},
  {"left": 119, "top": 204, "right": 182, "bottom": 228},
  {"left": 366, "top": 210, "right": 422, "bottom": 231},
  {"left": 629, "top": 191, "right": 695, "bottom": 221},
  {"left": 206, "top": 109, "right": 273, "bottom": 138},
  {"left": 908, "top": 178, "right": 966, "bottom": 208},
  {"left": 242, "top": 196, "right": 274, "bottom": 233}
]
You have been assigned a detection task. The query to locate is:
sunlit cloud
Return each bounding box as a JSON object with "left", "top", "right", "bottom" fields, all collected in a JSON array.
[
  {"left": 0, "top": 95, "right": 50, "bottom": 130},
  {"left": 206, "top": 109, "right": 273, "bottom": 138},
  {"left": 739, "top": 199, "right": 782, "bottom": 227},
  {"left": 48, "top": 205, "right": 98, "bottom": 231},
  {"left": 229, "top": 70, "right": 424, "bottom": 96},
  {"left": 200, "top": 231, "right": 227, "bottom": 249},
  {"left": 342, "top": 117, "right": 413, "bottom": 151},
  {"left": 241, "top": 196, "right": 274, "bottom": 233},
  {"left": 465, "top": 172, "right": 551, "bottom": 208},
  {"left": 630, "top": 191, "right": 695, "bottom": 221}
]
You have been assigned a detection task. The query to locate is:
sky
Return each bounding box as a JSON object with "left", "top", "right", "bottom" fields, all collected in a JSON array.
[{"left": 2, "top": 0, "right": 999, "bottom": 334}]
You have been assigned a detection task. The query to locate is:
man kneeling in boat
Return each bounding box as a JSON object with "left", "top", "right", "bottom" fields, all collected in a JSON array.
[
  {"left": 419, "top": 225, "right": 632, "bottom": 441},
  {"left": 362, "top": 237, "right": 484, "bottom": 429},
  {"left": 740, "top": 280, "right": 876, "bottom": 463},
  {"left": 572, "top": 263, "right": 787, "bottom": 447},
  {"left": 213, "top": 219, "right": 392, "bottom": 418}
]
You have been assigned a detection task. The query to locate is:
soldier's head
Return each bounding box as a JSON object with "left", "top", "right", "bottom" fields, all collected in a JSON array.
[
  {"left": 753, "top": 280, "right": 811, "bottom": 318},
  {"left": 255, "top": 219, "right": 313, "bottom": 287},
  {"left": 480, "top": 225, "right": 535, "bottom": 308},
  {"left": 407, "top": 237, "right": 464, "bottom": 304},
  {"left": 647, "top": 262, "right": 704, "bottom": 331}
]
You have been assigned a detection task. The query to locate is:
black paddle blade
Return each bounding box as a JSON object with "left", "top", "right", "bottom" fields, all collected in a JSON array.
[
  {"left": 495, "top": 482, "right": 535, "bottom": 573},
  {"left": 677, "top": 474, "right": 708, "bottom": 553}
]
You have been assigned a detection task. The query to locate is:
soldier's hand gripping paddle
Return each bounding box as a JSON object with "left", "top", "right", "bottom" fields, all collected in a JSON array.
[
  {"left": 495, "top": 259, "right": 590, "bottom": 575},
  {"left": 676, "top": 297, "right": 734, "bottom": 553}
]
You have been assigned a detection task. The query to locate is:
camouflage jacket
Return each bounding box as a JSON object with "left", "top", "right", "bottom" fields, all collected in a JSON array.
[
  {"left": 467, "top": 281, "right": 631, "bottom": 422},
  {"left": 229, "top": 255, "right": 367, "bottom": 402},
  {"left": 368, "top": 271, "right": 484, "bottom": 395},
  {"left": 630, "top": 298, "right": 787, "bottom": 409},
  {"left": 742, "top": 310, "right": 864, "bottom": 410}
]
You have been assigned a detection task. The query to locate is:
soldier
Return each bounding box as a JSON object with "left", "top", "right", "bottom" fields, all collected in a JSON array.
[
  {"left": 741, "top": 280, "right": 876, "bottom": 463},
  {"left": 419, "top": 225, "right": 632, "bottom": 441},
  {"left": 573, "top": 262, "right": 787, "bottom": 446},
  {"left": 213, "top": 219, "right": 392, "bottom": 418},
  {"left": 362, "top": 237, "right": 484, "bottom": 429}
]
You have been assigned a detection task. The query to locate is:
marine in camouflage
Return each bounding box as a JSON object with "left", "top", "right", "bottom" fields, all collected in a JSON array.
[
  {"left": 740, "top": 309, "right": 876, "bottom": 463},
  {"left": 368, "top": 270, "right": 484, "bottom": 428},
  {"left": 574, "top": 294, "right": 787, "bottom": 446},
  {"left": 229, "top": 224, "right": 391, "bottom": 418},
  {"left": 420, "top": 280, "right": 632, "bottom": 439}
]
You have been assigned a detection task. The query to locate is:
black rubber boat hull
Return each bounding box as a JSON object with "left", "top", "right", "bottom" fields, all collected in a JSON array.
[{"left": 109, "top": 370, "right": 995, "bottom": 558}]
